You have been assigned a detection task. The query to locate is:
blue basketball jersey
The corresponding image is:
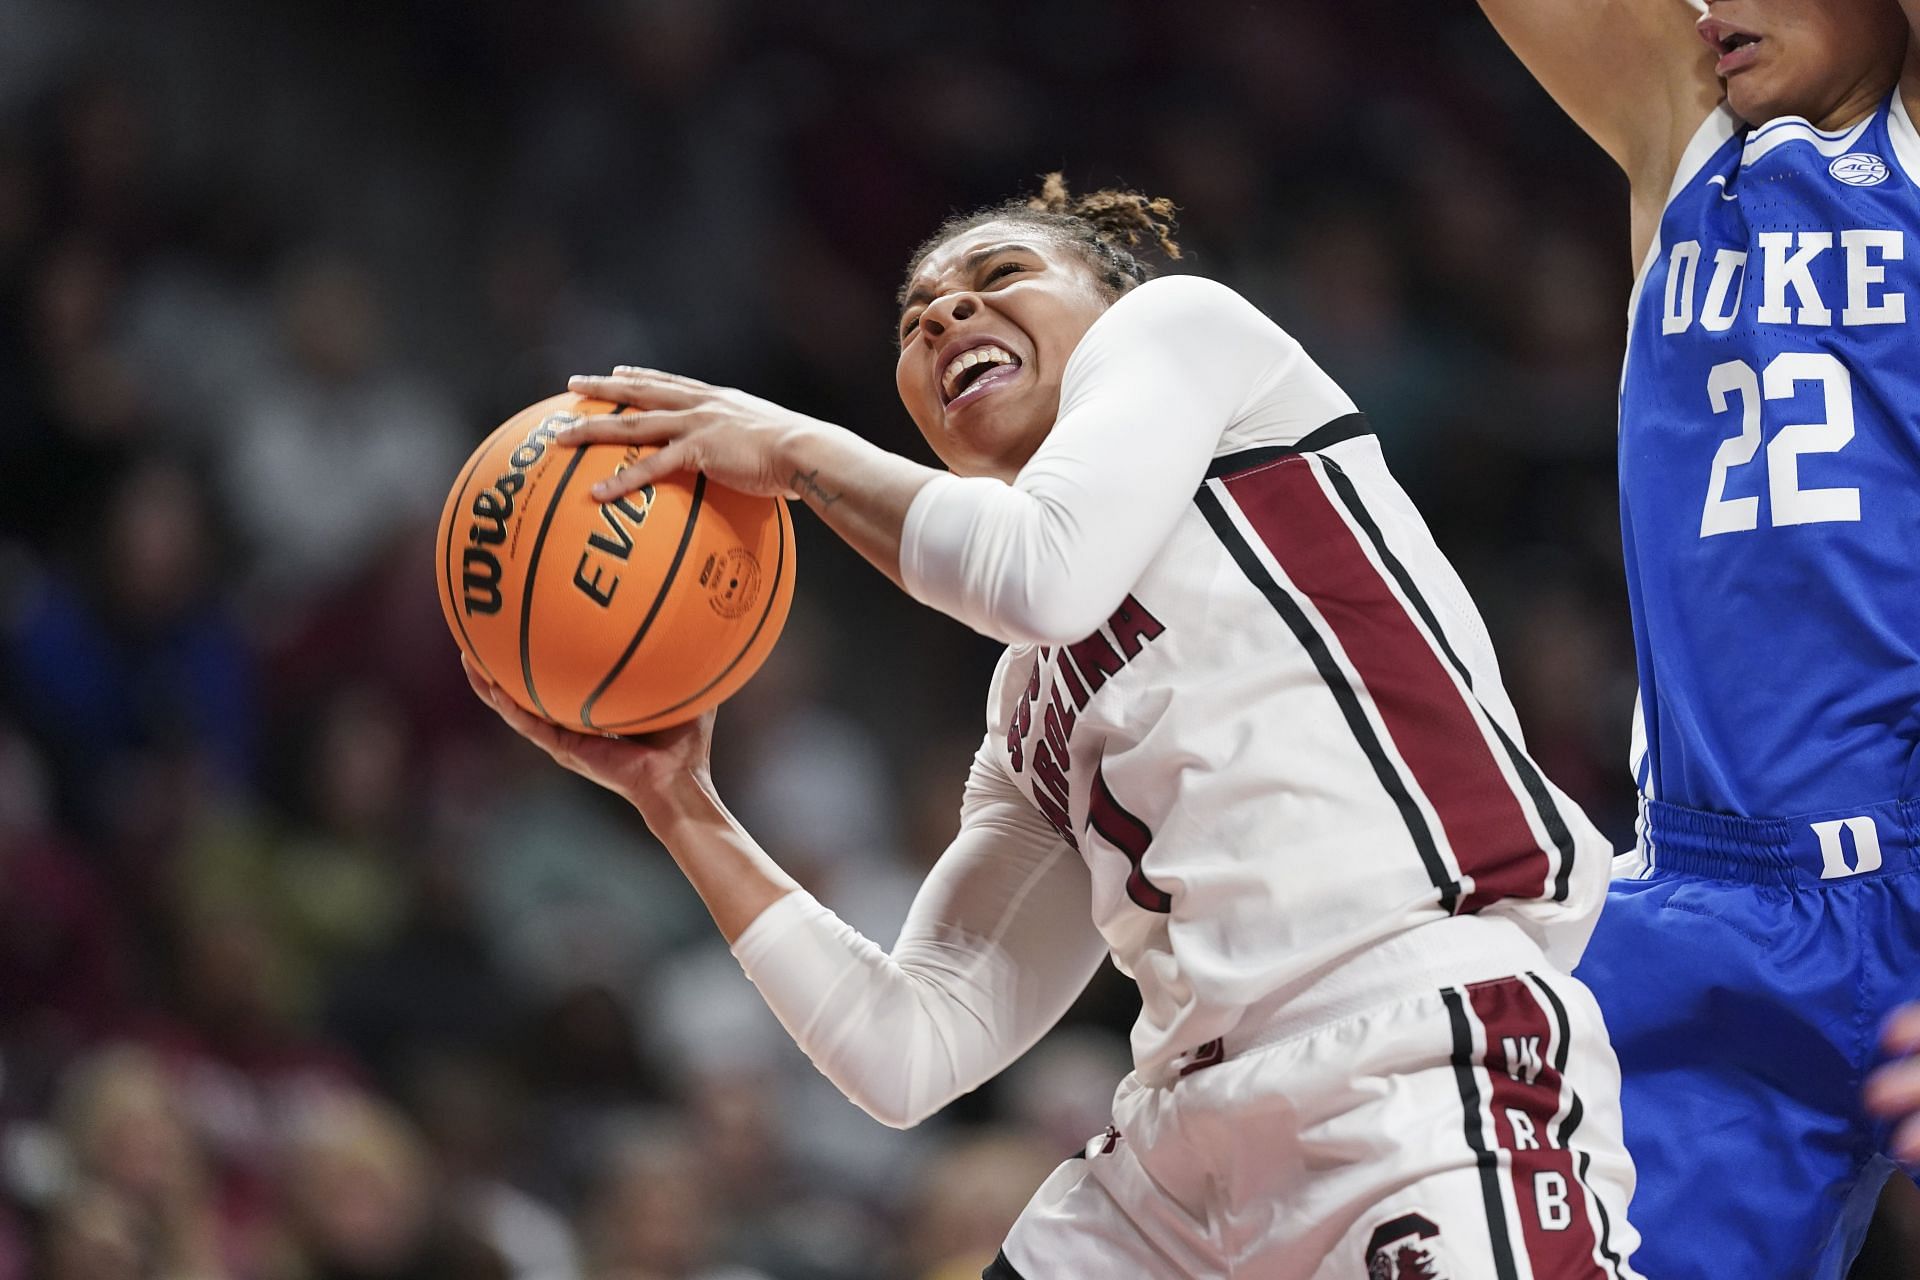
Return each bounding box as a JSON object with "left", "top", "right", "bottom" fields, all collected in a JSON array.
[
  {"left": 1587, "top": 91, "right": 1920, "bottom": 1280},
  {"left": 1620, "top": 92, "right": 1920, "bottom": 821}
]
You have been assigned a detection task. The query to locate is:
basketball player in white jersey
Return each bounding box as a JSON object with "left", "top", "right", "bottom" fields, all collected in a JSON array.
[{"left": 463, "top": 178, "right": 1642, "bottom": 1278}]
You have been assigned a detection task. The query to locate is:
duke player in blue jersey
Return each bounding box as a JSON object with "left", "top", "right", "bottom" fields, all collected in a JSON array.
[{"left": 1476, "top": 0, "right": 1920, "bottom": 1275}]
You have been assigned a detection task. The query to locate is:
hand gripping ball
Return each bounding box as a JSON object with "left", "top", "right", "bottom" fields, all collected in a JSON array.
[{"left": 437, "top": 393, "right": 795, "bottom": 733}]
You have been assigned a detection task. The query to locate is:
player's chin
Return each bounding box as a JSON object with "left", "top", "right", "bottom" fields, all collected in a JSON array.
[
  {"left": 943, "top": 406, "right": 1043, "bottom": 476},
  {"left": 1723, "top": 69, "right": 1797, "bottom": 127}
]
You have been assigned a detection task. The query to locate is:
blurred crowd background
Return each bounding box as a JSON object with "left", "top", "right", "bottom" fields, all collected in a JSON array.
[{"left": 0, "top": 0, "right": 1813, "bottom": 1277}]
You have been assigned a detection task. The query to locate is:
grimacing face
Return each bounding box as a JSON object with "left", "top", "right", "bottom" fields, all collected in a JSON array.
[
  {"left": 895, "top": 222, "right": 1115, "bottom": 483},
  {"left": 1698, "top": 0, "right": 1908, "bottom": 127}
]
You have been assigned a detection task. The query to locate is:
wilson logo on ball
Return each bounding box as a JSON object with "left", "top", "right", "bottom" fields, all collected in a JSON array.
[
  {"left": 437, "top": 392, "right": 796, "bottom": 734},
  {"left": 460, "top": 412, "right": 567, "bottom": 616}
]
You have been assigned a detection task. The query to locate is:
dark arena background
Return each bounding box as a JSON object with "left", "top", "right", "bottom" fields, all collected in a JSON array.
[{"left": 0, "top": 1, "right": 1909, "bottom": 1277}]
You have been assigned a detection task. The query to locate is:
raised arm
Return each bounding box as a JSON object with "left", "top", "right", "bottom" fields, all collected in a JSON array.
[
  {"left": 1477, "top": 0, "right": 1722, "bottom": 245},
  {"left": 562, "top": 276, "right": 1305, "bottom": 648},
  {"left": 899, "top": 275, "right": 1322, "bottom": 645},
  {"left": 557, "top": 369, "right": 938, "bottom": 596}
]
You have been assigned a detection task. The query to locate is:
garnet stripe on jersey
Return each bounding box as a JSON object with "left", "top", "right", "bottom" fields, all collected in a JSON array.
[
  {"left": 1088, "top": 763, "right": 1171, "bottom": 912},
  {"left": 1223, "top": 457, "right": 1548, "bottom": 914},
  {"left": 1195, "top": 485, "right": 1461, "bottom": 914},
  {"left": 1442, "top": 987, "right": 1522, "bottom": 1280},
  {"left": 1317, "top": 458, "right": 1580, "bottom": 903},
  {"left": 1466, "top": 976, "right": 1608, "bottom": 1278}
]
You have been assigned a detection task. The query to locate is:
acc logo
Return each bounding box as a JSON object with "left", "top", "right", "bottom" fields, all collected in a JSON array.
[
  {"left": 1366, "top": 1213, "right": 1451, "bottom": 1280},
  {"left": 1829, "top": 152, "right": 1890, "bottom": 186}
]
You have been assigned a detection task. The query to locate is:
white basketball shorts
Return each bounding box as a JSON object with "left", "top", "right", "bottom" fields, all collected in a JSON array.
[{"left": 988, "top": 915, "right": 1643, "bottom": 1279}]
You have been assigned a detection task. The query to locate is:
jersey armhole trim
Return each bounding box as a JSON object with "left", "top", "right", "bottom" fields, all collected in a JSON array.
[
  {"left": 1204, "top": 412, "right": 1372, "bottom": 479},
  {"left": 1625, "top": 105, "right": 1743, "bottom": 328},
  {"left": 1890, "top": 89, "right": 1920, "bottom": 190}
]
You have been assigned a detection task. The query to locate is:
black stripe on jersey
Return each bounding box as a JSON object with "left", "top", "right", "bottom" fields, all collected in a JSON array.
[
  {"left": 1528, "top": 971, "right": 1574, "bottom": 1079},
  {"left": 982, "top": 1250, "right": 1027, "bottom": 1280},
  {"left": 1204, "top": 411, "right": 1372, "bottom": 478},
  {"left": 1319, "top": 458, "right": 1581, "bottom": 904},
  {"left": 1523, "top": 971, "right": 1586, "bottom": 1147},
  {"left": 1443, "top": 987, "right": 1523, "bottom": 1280},
  {"left": 1196, "top": 484, "right": 1461, "bottom": 914},
  {"left": 1319, "top": 459, "right": 1470, "bottom": 680},
  {"left": 1577, "top": 1150, "right": 1630, "bottom": 1280},
  {"left": 1529, "top": 974, "right": 1628, "bottom": 1280}
]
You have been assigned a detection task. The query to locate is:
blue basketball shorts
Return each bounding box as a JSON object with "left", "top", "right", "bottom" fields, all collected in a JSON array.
[{"left": 1576, "top": 796, "right": 1920, "bottom": 1279}]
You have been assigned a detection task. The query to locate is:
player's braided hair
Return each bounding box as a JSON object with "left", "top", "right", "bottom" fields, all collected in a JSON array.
[{"left": 902, "top": 173, "right": 1182, "bottom": 307}]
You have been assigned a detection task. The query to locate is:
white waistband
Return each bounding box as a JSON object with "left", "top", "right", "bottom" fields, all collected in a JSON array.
[{"left": 1216, "top": 914, "right": 1551, "bottom": 1061}]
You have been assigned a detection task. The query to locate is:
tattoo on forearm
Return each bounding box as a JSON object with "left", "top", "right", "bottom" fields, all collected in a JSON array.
[{"left": 790, "top": 467, "right": 841, "bottom": 508}]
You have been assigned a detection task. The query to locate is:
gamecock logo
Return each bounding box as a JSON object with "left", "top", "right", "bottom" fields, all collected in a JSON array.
[{"left": 1365, "top": 1213, "right": 1451, "bottom": 1280}]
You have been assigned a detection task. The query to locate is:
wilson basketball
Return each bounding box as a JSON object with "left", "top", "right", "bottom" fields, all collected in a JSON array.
[{"left": 436, "top": 392, "right": 795, "bottom": 735}]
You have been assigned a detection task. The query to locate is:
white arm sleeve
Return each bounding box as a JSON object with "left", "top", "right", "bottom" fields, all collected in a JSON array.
[
  {"left": 729, "top": 740, "right": 1108, "bottom": 1129},
  {"left": 900, "top": 275, "right": 1334, "bottom": 645}
]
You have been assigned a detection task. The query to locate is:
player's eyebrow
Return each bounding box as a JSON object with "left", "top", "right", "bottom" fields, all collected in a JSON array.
[{"left": 899, "top": 242, "right": 1038, "bottom": 315}]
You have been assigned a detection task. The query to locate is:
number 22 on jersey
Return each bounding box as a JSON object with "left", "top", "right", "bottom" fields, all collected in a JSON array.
[{"left": 1699, "top": 352, "right": 1862, "bottom": 537}]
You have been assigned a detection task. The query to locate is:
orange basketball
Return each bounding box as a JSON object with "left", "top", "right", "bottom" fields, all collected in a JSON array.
[{"left": 436, "top": 392, "right": 795, "bottom": 734}]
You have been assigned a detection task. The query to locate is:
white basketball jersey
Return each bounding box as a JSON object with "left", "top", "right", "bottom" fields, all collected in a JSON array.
[{"left": 959, "top": 289, "right": 1612, "bottom": 1077}]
